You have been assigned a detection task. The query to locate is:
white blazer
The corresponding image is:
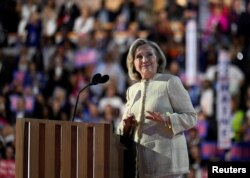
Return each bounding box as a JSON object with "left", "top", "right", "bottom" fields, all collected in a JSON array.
[{"left": 117, "top": 73, "right": 197, "bottom": 175}]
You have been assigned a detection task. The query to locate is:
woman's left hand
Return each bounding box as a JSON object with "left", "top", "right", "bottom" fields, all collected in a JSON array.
[{"left": 145, "top": 111, "right": 165, "bottom": 124}]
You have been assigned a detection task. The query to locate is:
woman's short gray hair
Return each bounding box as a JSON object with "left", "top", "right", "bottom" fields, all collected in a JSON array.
[{"left": 127, "top": 38, "right": 167, "bottom": 81}]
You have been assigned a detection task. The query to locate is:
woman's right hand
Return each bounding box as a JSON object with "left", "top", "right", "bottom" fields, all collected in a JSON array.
[{"left": 123, "top": 114, "right": 137, "bottom": 137}]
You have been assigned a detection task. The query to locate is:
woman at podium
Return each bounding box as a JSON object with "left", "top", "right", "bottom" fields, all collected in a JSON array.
[{"left": 117, "top": 38, "right": 197, "bottom": 178}]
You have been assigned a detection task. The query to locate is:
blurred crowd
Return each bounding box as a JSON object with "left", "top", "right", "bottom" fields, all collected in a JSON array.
[{"left": 0, "top": 0, "right": 250, "bottom": 177}]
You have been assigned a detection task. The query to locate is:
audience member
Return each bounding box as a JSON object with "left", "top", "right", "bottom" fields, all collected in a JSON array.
[
  {"left": 73, "top": 6, "right": 95, "bottom": 35},
  {"left": 41, "top": 0, "right": 57, "bottom": 38}
]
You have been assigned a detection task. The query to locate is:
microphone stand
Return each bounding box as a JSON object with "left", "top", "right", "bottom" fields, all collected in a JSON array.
[
  {"left": 71, "top": 82, "right": 93, "bottom": 122},
  {"left": 71, "top": 73, "right": 109, "bottom": 122}
]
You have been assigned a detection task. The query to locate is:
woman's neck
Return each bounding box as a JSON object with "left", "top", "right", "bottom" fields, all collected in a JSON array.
[{"left": 141, "top": 73, "right": 157, "bottom": 81}]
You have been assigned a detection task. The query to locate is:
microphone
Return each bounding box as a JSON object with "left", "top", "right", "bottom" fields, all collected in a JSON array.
[
  {"left": 91, "top": 73, "right": 102, "bottom": 85},
  {"left": 71, "top": 73, "right": 110, "bottom": 121},
  {"left": 99, "top": 74, "right": 109, "bottom": 84},
  {"left": 90, "top": 73, "right": 110, "bottom": 85}
]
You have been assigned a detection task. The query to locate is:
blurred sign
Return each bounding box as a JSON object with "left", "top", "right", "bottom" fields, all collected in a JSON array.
[
  {"left": 74, "top": 49, "right": 97, "bottom": 68},
  {"left": 0, "top": 160, "right": 15, "bottom": 178},
  {"left": 185, "top": 19, "right": 197, "bottom": 86},
  {"left": 216, "top": 49, "right": 231, "bottom": 149}
]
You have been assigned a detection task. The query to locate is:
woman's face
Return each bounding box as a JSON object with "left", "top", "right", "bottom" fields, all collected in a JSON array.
[{"left": 133, "top": 44, "right": 158, "bottom": 80}]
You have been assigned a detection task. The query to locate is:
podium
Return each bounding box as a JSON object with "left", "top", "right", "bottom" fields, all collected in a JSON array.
[{"left": 15, "top": 119, "right": 123, "bottom": 178}]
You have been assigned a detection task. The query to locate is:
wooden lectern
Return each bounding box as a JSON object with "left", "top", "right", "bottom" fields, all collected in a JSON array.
[{"left": 15, "top": 119, "right": 123, "bottom": 178}]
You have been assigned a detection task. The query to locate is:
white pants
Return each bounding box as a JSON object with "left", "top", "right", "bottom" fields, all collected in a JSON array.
[{"left": 136, "top": 144, "right": 185, "bottom": 178}]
